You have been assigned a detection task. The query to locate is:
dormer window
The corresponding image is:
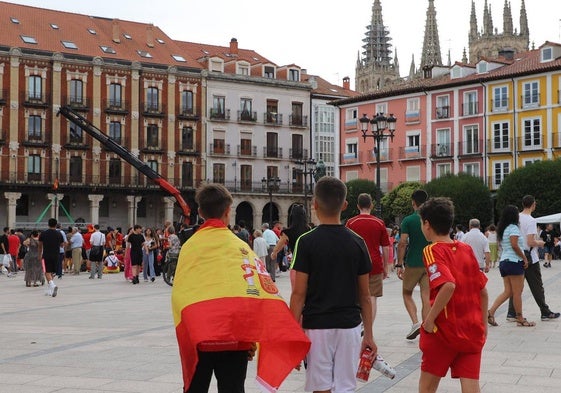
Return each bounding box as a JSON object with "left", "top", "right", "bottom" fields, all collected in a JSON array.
[
  {"left": 451, "top": 66, "right": 461, "bottom": 79},
  {"left": 237, "top": 62, "right": 250, "bottom": 76},
  {"left": 50, "top": 24, "right": 59, "bottom": 30},
  {"left": 61, "top": 41, "right": 78, "bottom": 49},
  {"left": 172, "top": 54, "right": 186, "bottom": 62},
  {"left": 21, "top": 35, "right": 38, "bottom": 44},
  {"left": 541, "top": 47, "right": 553, "bottom": 62},
  {"left": 288, "top": 69, "right": 300, "bottom": 81},
  {"left": 100, "top": 46, "right": 116, "bottom": 54},
  {"left": 156, "top": 38, "right": 165, "bottom": 44},
  {"left": 137, "top": 50, "right": 152, "bottom": 58},
  {"left": 477, "top": 61, "right": 488, "bottom": 74},
  {"left": 123, "top": 34, "right": 132, "bottom": 40},
  {"left": 264, "top": 66, "right": 275, "bottom": 78},
  {"left": 210, "top": 58, "right": 223, "bottom": 72}
]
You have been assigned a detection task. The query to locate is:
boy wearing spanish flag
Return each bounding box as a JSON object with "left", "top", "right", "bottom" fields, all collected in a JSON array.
[
  {"left": 418, "top": 197, "right": 488, "bottom": 393},
  {"left": 290, "top": 177, "right": 375, "bottom": 392},
  {"left": 172, "top": 184, "right": 309, "bottom": 393}
]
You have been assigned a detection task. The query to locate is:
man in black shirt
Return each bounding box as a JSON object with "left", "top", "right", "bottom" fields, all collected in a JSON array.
[{"left": 38, "top": 218, "right": 64, "bottom": 297}]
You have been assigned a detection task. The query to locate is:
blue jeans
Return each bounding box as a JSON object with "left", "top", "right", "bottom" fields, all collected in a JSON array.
[{"left": 143, "top": 251, "right": 155, "bottom": 280}]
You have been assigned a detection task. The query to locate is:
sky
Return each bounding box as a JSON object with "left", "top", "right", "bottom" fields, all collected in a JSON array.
[{"left": 6, "top": 0, "right": 561, "bottom": 88}]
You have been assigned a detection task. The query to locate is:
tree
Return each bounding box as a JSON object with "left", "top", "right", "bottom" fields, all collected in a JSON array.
[
  {"left": 381, "top": 181, "right": 424, "bottom": 224},
  {"left": 342, "top": 179, "right": 377, "bottom": 222},
  {"left": 496, "top": 159, "right": 561, "bottom": 217},
  {"left": 424, "top": 173, "right": 493, "bottom": 228}
]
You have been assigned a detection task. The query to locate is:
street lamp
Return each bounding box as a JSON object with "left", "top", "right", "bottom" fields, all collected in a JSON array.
[
  {"left": 295, "top": 158, "right": 326, "bottom": 222},
  {"left": 359, "top": 112, "right": 397, "bottom": 217},
  {"left": 261, "top": 176, "right": 280, "bottom": 225}
]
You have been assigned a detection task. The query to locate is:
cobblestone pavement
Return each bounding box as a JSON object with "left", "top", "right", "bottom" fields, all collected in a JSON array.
[{"left": 1, "top": 262, "right": 560, "bottom": 393}]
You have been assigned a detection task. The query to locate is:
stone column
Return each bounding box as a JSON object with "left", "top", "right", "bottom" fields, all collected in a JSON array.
[
  {"left": 47, "top": 193, "right": 65, "bottom": 222},
  {"left": 126, "top": 195, "right": 141, "bottom": 228},
  {"left": 4, "top": 192, "right": 21, "bottom": 229},
  {"left": 88, "top": 194, "right": 104, "bottom": 225},
  {"left": 163, "top": 197, "right": 175, "bottom": 224}
]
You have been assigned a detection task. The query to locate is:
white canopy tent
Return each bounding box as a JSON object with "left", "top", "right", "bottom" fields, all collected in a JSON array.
[{"left": 535, "top": 213, "right": 561, "bottom": 225}]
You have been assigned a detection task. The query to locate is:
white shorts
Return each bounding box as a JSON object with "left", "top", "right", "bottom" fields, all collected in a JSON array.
[{"left": 304, "top": 325, "right": 362, "bottom": 393}]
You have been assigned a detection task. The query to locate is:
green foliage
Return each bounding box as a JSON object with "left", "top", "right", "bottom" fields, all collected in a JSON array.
[
  {"left": 424, "top": 173, "right": 493, "bottom": 228},
  {"left": 496, "top": 159, "right": 561, "bottom": 217},
  {"left": 381, "top": 181, "right": 424, "bottom": 224},
  {"left": 342, "top": 179, "right": 378, "bottom": 221}
]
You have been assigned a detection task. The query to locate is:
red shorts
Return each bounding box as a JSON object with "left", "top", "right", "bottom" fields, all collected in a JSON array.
[{"left": 419, "top": 329, "right": 482, "bottom": 379}]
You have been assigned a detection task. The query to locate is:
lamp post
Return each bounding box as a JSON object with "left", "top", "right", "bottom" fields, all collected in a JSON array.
[
  {"left": 359, "top": 112, "right": 397, "bottom": 218},
  {"left": 295, "top": 158, "right": 326, "bottom": 222},
  {"left": 261, "top": 176, "right": 280, "bottom": 225}
]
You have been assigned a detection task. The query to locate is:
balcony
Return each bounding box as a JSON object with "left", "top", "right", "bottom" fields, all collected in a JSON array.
[
  {"left": 140, "top": 144, "right": 164, "bottom": 154},
  {"left": 22, "top": 133, "right": 51, "bottom": 148},
  {"left": 289, "top": 115, "right": 308, "bottom": 128},
  {"left": 237, "top": 110, "right": 257, "bottom": 122},
  {"left": 64, "top": 95, "right": 89, "bottom": 111},
  {"left": 263, "top": 146, "right": 283, "bottom": 159},
  {"left": 491, "top": 98, "right": 509, "bottom": 112},
  {"left": 237, "top": 144, "right": 257, "bottom": 157},
  {"left": 209, "top": 143, "right": 231, "bottom": 156},
  {"left": 223, "top": 180, "right": 299, "bottom": 194},
  {"left": 486, "top": 138, "right": 512, "bottom": 154},
  {"left": 289, "top": 148, "right": 308, "bottom": 160},
  {"left": 405, "top": 111, "right": 421, "bottom": 124},
  {"left": 398, "top": 145, "right": 424, "bottom": 160},
  {"left": 430, "top": 143, "right": 453, "bottom": 158},
  {"left": 340, "top": 151, "right": 362, "bottom": 165},
  {"left": 22, "top": 92, "right": 49, "bottom": 107},
  {"left": 142, "top": 102, "right": 166, "bottom": 117},
  {"left": 367, "top": 148, "right": 393, "bottom": 162},
  {"left": 104, "top": 98, "right": 129, "bottom": 115},
  {"left": 264, "top": 112, "right": 283, "bottom": 126},
  {"left": 435, "top": 106, "right": 450, "bottom": 119},
  {"left": 462, "top": 102, "right": 479, "bottom": 116},
  {"left": 177, "top": 106, "right": 199, "bottom": 120},
  {"left": 521, "top": 94, "right": 540, "bottom": 109},
  {"left": 210, "top": 108, "right": 231, "bottom": 121},
  {"left": 177, "top": 144, "right": 199, "bottom": 156},
  {"left": 458, "top": 140, "right": 483, "bottom": 157},
  {"left": 516, "top": 136, "right": 542, "bottom": 152}
]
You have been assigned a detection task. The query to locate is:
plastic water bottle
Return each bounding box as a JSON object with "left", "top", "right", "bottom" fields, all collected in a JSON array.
[
  {"left": 356, "top": 347, "right": 374, "bottom": 382},
  {"left": 372, "top": 354, "right": 396, "bottom": 379}
]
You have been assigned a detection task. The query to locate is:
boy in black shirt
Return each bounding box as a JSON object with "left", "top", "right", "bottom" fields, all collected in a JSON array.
[{"left": 290, "top": 176, "right": 375, "bottom": 392}]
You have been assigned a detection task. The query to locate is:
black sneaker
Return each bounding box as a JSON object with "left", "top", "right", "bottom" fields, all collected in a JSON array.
[{"left": 541, "top": 312, "right": 560, "bottom": 321}]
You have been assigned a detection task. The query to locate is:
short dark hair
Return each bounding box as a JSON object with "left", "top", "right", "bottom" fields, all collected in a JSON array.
[
  {"left": 196, "top": 183, "right": 233, "bottom": 219},
  {"left": 48, "top": 218, "right": 57, "bottom": 228},
  {"left": 411, "top": 189, "right": 428, "bottom": 207},
  {"left": 522, "top": 195, "right": 535, "bottom": 208},
  {"left": 314, "top": 176, "right": 346, "bottom": 216},
  {"left": 94, "top": 224, "right": 100, "bottom": 230},
  {"left": 357, "top": 193, "right": 373, "bottom": 210},
  {"left": 418, "top": 197, "right": 454, "bottom": 236}
]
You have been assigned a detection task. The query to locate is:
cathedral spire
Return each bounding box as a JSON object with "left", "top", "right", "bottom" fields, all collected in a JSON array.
[
  {"left": 362, "top": 0, "right": 393, "bottom": 66},
  {"left": 469, "top": 0, "right": 478, "bottom": 42},
  {"left": 420, "top": 0, "right": 442, "bottom": 68},
  {"left": 503, "top": 0, "right": 513, "bottom": 35},
  {"left": 520, "top": 0, "right": 529, "bottom": 44},
  {"left": 394, "top": 47, "right": 400, "bottom": 75},
  {"left": 409, "top": 54, "right": 416, "bottom": 79},
  {"left": 483, "top": 0, "right": 491, "bottom": 35},
  {"left": 462, "top": 48, "right": 468, "bottom": 63}
]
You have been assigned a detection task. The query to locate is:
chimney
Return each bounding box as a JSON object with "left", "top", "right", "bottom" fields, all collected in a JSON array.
[
  {"left": 146, "top": 24, "right": 154, "bottom": 48},
  {"left": 112, "top": 19, "right": 120, "bottom": 43},
  {"left": 342, "top": 76, "right": 350, "bottom": 90},
  {"left": 230, "top": 38, "right": 238, "bottom": 55}
]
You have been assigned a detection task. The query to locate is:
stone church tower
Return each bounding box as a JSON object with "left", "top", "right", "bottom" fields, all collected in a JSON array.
[
  {"left": 420, "top": 0, "right": 443, "bottom": 68},
  {"left": 468, "top": 0, "right": 529, "bottom": 62},
  {"left": 355, "top": 0, "right": 401, "bottom": 93}
]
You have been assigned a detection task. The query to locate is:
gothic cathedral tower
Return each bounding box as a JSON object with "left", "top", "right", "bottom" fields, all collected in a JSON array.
[
  {"left": 355, "top": 0, "right": 401, "bottom": 93},
  {"left": 468, "top": 0, "right": 529, "bottom": 62},
  {"left": 420, "top": 0, "right": 443, "bottom": 68}
]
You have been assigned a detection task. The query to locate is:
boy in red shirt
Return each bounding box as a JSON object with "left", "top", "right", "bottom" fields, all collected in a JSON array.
[{"left": 418, "top": 197, "right": 488, "bottom": 393}]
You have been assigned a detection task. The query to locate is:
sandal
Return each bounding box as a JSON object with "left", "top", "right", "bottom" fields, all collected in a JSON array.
[
  {"left": 487, "top": 311, "right": 498, "bottom": 326},
  {"left": 516, "top": 318, "right": 535, "bottom": 327}
]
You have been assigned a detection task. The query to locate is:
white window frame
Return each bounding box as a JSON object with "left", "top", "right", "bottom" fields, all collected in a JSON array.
[
  {"left": 436, "top": 163, "right": 451, "bottom": 178},
  {"left": 375, "top": 103, "right": 387, "bottom": 115},
  {"left": 463, "top": 125, "right": 479, "bottom": 154},
  {"left": 463, "top": 162, "right": 480, "bottom": 177},
  {"left": 463, "top": 91, "right": 478, "bottom": 116},
  {"left": 541, "top": 47, "right": 553, "bottom": 62},
  {"left": 406, "top": 166, "right": 421, "bottom": 182},
  {"left": 522, "top": 81, "right": 539, "bottom": 108},
  {"left": 492, "top": 121, "right": 510, "bottom": 151},
  {"left": 493, "top": 161, "right": 510, "bottom": 187},
  {"left": 522, "top": 117, "right": 541, "bottom": 149},
  {"left": 436, "top": 128, "right": 451, "bottom": 156},
  {"left": 493, "top": 86, "right": 508, "bottom": 112}
]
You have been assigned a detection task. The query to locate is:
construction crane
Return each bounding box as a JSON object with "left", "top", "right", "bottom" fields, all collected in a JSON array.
[{"left": 57, "top": 105, "right": 191, "bottom": 224}]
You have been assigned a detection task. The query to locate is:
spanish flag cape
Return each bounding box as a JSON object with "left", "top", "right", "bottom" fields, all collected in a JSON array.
[{"left": 171, "top": 219, "right": 310, "bottom": 392}]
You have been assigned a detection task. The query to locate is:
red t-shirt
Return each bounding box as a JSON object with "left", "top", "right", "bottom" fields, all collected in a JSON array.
[
  {"left": 346, "top": 213, "right": 390, "bottom": 275},
  {"left": 422, "top": 241, "right": 488, "bottom": 352},
  {"left": 8, "top": 234, "right": 20, "bottom": 256}
]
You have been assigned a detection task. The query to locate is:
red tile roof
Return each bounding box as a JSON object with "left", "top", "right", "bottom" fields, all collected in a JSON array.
[{"left": 301, "top": 73, "right": 360, "bottom": 98}]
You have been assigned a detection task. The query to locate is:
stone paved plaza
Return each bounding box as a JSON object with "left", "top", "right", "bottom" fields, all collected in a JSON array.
[{"left": 1, "top": 262, "right": 561, "bottom": 393}]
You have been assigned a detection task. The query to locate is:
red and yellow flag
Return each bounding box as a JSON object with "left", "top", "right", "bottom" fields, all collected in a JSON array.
[{"left": 171, "top": 219, "right": 310, "bottom": 392}]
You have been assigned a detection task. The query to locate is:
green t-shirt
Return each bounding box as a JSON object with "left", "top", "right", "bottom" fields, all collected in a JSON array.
[{"left": 400, "top": 211, "right": 429, "bottom": 268}]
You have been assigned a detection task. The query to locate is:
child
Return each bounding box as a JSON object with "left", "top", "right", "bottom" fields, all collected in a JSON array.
[
  {"left": 104, "top": 250, "right": 120, "bottom": 273},
  {"left": 290, "top": 176, "right": 375, "bottom": 392},
  {"left": 418, "top": 197, "right": 489, "bottom": 393}
]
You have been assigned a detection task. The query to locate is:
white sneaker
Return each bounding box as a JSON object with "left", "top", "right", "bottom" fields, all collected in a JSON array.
[
  {"left": 406, "top": 322, "right": 421, "bottom": 340},
  {"left": 45, "top": 288, "right": 52, "bottom": 296},
  {"left": 48, "top": 282, "right": 58, "bottom": 298}
]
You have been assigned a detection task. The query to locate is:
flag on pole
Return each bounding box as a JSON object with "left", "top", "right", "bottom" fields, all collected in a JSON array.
[{"left": 171, "top": 219, "right": 310, "bottom": 392}]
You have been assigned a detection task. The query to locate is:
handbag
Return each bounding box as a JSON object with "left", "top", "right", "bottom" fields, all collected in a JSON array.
[
  {"left": 89, "top": 245, "right": 104, "bottom": 261},
  {"left": 2, "top": 254, "right": 11, "bottom": 267}
]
